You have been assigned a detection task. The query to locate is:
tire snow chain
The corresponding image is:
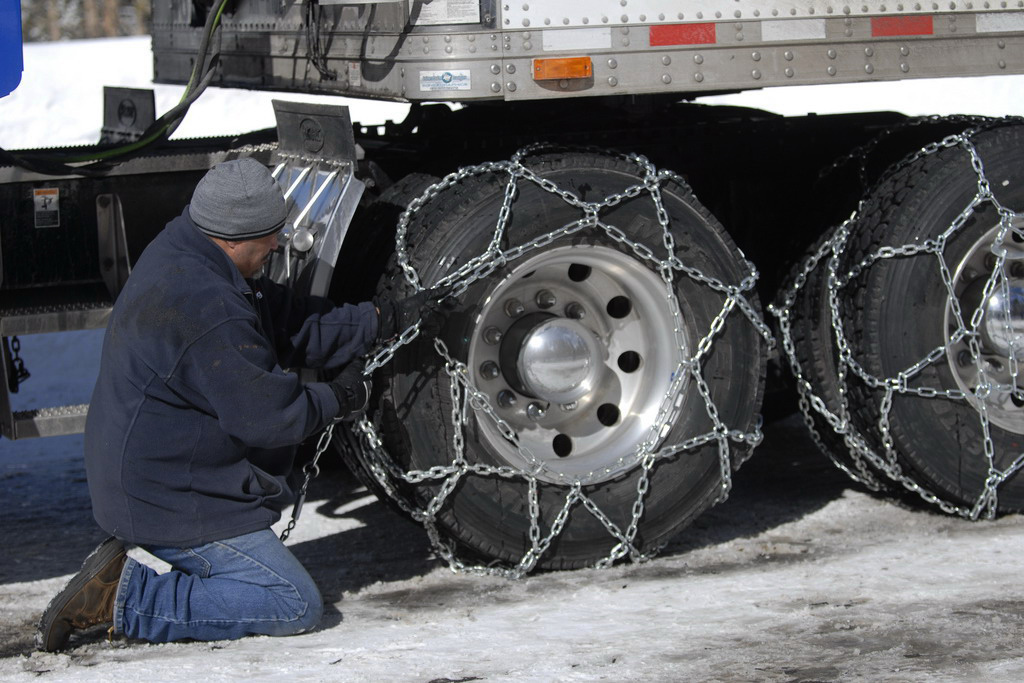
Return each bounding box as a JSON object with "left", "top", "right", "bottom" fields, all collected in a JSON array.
[
  {"left": 349, "top": 144, "right": 771, "bottom": 578},
  {"left": 770, "top": 116, "right": 1024, "bottom": 521}
]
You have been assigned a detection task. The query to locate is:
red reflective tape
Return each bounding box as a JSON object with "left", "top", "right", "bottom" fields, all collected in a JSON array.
[
  {"left": 871, "top": 15, "right": 934, "bottom": 36},
  {"left": 649, "top": 23, "right": 717, "bottom": 46}
]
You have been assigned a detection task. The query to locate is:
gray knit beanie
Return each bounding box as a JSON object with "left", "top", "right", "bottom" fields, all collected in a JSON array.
[{"left": 188, "top": 158, "right": 288, "bottom": 241}]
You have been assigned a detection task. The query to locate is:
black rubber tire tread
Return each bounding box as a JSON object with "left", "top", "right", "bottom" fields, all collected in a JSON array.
[
  {"left": 372, "top": 151, "right": 767, "bottom": 569},
  {"left": 329, "top": 173, "right": 441, "bottom": 304},
  {"left": 839, "top": 122, "right": 1024, "bottom": 511},
  {"left": 781, "top": 231, "right": 893, "bottom": 491},
  {"left": 330, "top": 173, "right": 439, "bottom": 507}
]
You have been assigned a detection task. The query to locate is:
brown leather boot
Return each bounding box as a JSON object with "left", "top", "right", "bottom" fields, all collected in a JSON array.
[{"left": 36, "top": 537, "right": 127, "bottom": 652}]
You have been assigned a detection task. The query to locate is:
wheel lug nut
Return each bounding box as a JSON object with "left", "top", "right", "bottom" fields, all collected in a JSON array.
[
  {"left": 535, "top": 289, "right": 557, "bottom": 309},
  {"left": 526, "top": 402, "right": 547, "bottom": 421},
  {"left": 483, "top": 326, "right": 503, "bottom": 345},
  {"left": 480, "top": 361, "right": 500, "bottom": 380},
  {"left": 505, "top": 298, "right": 525, "bottom": 318},
  {"left": 497, "top": 390, "right": 518, "bottom": 408},
  {"left": 565, "top": 302, "right": 585, "bottom": 319}
]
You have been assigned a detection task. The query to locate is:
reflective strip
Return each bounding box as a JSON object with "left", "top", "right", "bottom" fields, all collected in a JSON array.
[
  {"left": 761, "top": 18, "right": 827, "bottom": 42},
  {"left": 976, "top": 11, "right": 1024, "bottom": 32},
  {"left": 649, "top": 23, "right": 717, "bottom": 46},
  {"left": 870, "top": 15, "right": 934, "bottom": 36},
  {"left": 541, "top": 27, "right": 612, "bottom": 51}
]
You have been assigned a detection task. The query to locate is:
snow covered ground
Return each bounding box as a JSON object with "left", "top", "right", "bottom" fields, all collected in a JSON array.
[{"left": 2, "top": 36, "right": 1024, "bottom": 681}]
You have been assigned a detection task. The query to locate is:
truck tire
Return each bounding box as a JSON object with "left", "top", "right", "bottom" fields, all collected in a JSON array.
[
  {"left": 370, "top": 151, "right": 767, "bottom": 569},
  {"left": 780, "top": 234, "right": 891, "bottom": 491},
  {"left": 840, "top": 123, "right": 1024, "bottom": 511}
]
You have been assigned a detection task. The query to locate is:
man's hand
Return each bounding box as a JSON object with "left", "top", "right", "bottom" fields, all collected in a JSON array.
[
  {"left": 374, "top": 285, "right": 453, "bottom": 343},
  {"left": 327, "top": 358, "right": 370, "bottom": 421}
]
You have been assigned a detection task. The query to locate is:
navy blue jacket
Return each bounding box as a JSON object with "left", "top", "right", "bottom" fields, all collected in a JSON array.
[{"left": 85, "top": 210, "right": 377, "bottom": 546}]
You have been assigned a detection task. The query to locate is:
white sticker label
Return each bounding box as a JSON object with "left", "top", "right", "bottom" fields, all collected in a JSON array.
[
  {"left": 348, "top": 61, "right": 362, "bottom": 87},
  {"left": 417, "top": 0, "right": 481, "bottom": 26},
  {"left": 542, "top": 28, "right": 612, "bottom": 52},
  {"left": 977, "top": 12, "right": 1024, "bottom": 32},
  {"left": 419, "top": 69, "right": 472, "bottom": 91},
  {"left": 761, "top": 19, "right": 827, "bottom": 42},
  {"left": 33, "top": 188, "right": 59, "bottom": 228}
]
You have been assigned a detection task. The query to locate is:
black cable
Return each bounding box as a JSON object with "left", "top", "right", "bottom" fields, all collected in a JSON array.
[
  {"left": 305, "top": 0, "right": 337, "bottom": 81},
  {"left": 0, "top": 0, "right": 228, "bottom": 176}
]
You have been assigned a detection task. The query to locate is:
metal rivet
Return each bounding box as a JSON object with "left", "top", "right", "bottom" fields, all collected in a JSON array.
[
  {"left": 536, "top": 290, "right": 557, "bottom": 309},
  {"left": 523, "top": 41, "right": 532, "bottom": 49},
  {"left": 694, "top": 72, "right": 705, "bottom": 82},
  {"left": 622, "top": 38, "right": 630, "bottom": 46},
  {"left": 827, "top": 49, "right": 837, "bottom": 59},
  {"left": 444, "top": 35, "right": 452, "bottom": 43},
  {"left": 522, "top": 32, "right": 530, "bottom": 39},
  {"left": 662, "top": 55, "right": 672, "bottom": 65},
  {"left": 565, "top": 302, "right": 586, "bottom": 319},
  {"left": 621, "top": 14, "right": 629, "bottom": 22},
  {"left": 544, "top": 17, "right": 551, "bottom": 25},
  {"left": 752, "top": 51, "right": 761, "bottom": 61},
  {"left": 735, "top": 9, "right": 742, "bottom": 17},
  {"left": 608, "top": 76, "right": 618, "bottom": 86},
  {"left": 491, "top": 82, "right": 502, "bottom": 92},
  {"left": 998, "top": 40, "right": 1006, "bottom": 48},
  {"left": 737, "top": 32, "right": 745, "bottom": 40},
  {"left": 639, "top": 13, "right": 647, "bottom": 20},
  {"left": 522, "top": 18, "right": 530, "bottom": 26},
  {"left": 694, "top": 54, "right": 704, "bottom": 64},
  {"left": 608, "top": 58, "right": 618, "bottom": 68},
  {"left": 506, "top": 81, "right": 517, "bottom": 91},
  {"left": 445, "top": 45, "right": 453, "bottom": 53},
  {"left": 662, "top": 74, "right": 672, "bottom": 84},
  {"left": 507, "top": 64, "right": 516, "bottom": 73},
  {"left": 559, "top": 79, "right": 569, "bottom": 89},
  {"left": 784, "top": 50, "right": 794, "bottom": 60},
  {"left": 865, "top": 64, "right": 874, "bottom": 74},
  {"left": 785, "top": 67, "right": 795, "bottom": 77},
  {"left": 752, "top": 69, "right": 762, "bottom": 79},
  {"left": 900, "top": 62, "right": 909, "bottom": 72},
  {"left": 480, "top": 361, "right": 500, "bottom": 380},
  {"left": 563, "top": 17, "right": 570, "bottom": 24},
  {"left": 865, "top": 47, "right": 873, "bottom": 57},
  {"left": 582, "top": 17, "right": 589, "bottom": 24},
  {"left": 901, "top": 46, "right": 910, "bottom": 56},
  {"left": 999, "top": 59, "right": 1007, "bottom": 68},
  {"left": 827, "top": 66, "right": 837, "bottom": 75}
]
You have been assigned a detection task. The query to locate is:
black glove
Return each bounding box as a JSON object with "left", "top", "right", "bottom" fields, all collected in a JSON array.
[
  {"left": 327, "top": 358, "right": 370, "bottom": 421},
  {"left": 374, "top": 285, "right": 453, "bottom": 343}
]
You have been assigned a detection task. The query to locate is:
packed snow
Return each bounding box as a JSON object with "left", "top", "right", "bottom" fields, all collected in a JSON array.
[{"left": 2, "top": 36, "right": 1024, "bottom": 682}]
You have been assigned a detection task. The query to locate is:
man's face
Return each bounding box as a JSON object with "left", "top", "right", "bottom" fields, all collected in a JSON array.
[{"left": 230, "top": 231, "right": 280, "bottom": 278}]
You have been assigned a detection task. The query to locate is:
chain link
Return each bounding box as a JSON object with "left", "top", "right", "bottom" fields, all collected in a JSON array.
[
  {"left": 772, "top": 117, "right": 1024, "bottom": 521},
  {"left": 349, "top": 145, "right": 767, "bottom": 577}
]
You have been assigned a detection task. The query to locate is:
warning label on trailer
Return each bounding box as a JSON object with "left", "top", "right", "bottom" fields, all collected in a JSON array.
[
  {"left": 33, "top": 188, "right": 59, "bottom": 228},
  {"left": 417, "top": 0, "right": 480, "bottom": 25},
  {"left": 419, "top": 69, "right": 472, "bottom": 92}
]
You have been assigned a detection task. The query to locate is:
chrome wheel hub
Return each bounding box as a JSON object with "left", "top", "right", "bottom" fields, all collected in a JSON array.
[
  {"left": 945, "top": 220, "right": 1024, "bottom": 434},
  {"left": 468, "top": 245, "right": 688, "bottom": 484}
]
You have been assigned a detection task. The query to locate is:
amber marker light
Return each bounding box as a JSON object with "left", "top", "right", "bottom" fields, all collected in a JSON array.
[{"left": 532, "top": 57, "right": 593, "bottom": 80}]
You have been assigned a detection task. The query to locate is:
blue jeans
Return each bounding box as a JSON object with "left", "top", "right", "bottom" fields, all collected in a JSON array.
[{"left": 114, "top": 529, "right": 323, "bottom": 642}]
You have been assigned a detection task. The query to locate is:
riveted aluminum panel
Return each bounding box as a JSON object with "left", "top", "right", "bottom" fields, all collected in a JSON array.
[
  {"left": 150, "top": 1, "right": 1024, "bottom": 103},
  {"left": 501, "top": 0, "right": 1024, "bottom": 28}
]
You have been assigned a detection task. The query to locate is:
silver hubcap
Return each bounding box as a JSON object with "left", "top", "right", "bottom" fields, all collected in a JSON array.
[
  {"left": 468, "top": 245, "right": 687, "bottom": 484},
  {"left": 945, "top": 220, "right": 1024, "bottom": 434}
]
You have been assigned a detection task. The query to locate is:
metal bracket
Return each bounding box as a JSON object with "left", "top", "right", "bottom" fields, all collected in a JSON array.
[
  {"left": 96, "top": 193, "right": 132, "bottom": 300},
  {"left": 100, "top": 86, "right": 156, "bottom": 145}
]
